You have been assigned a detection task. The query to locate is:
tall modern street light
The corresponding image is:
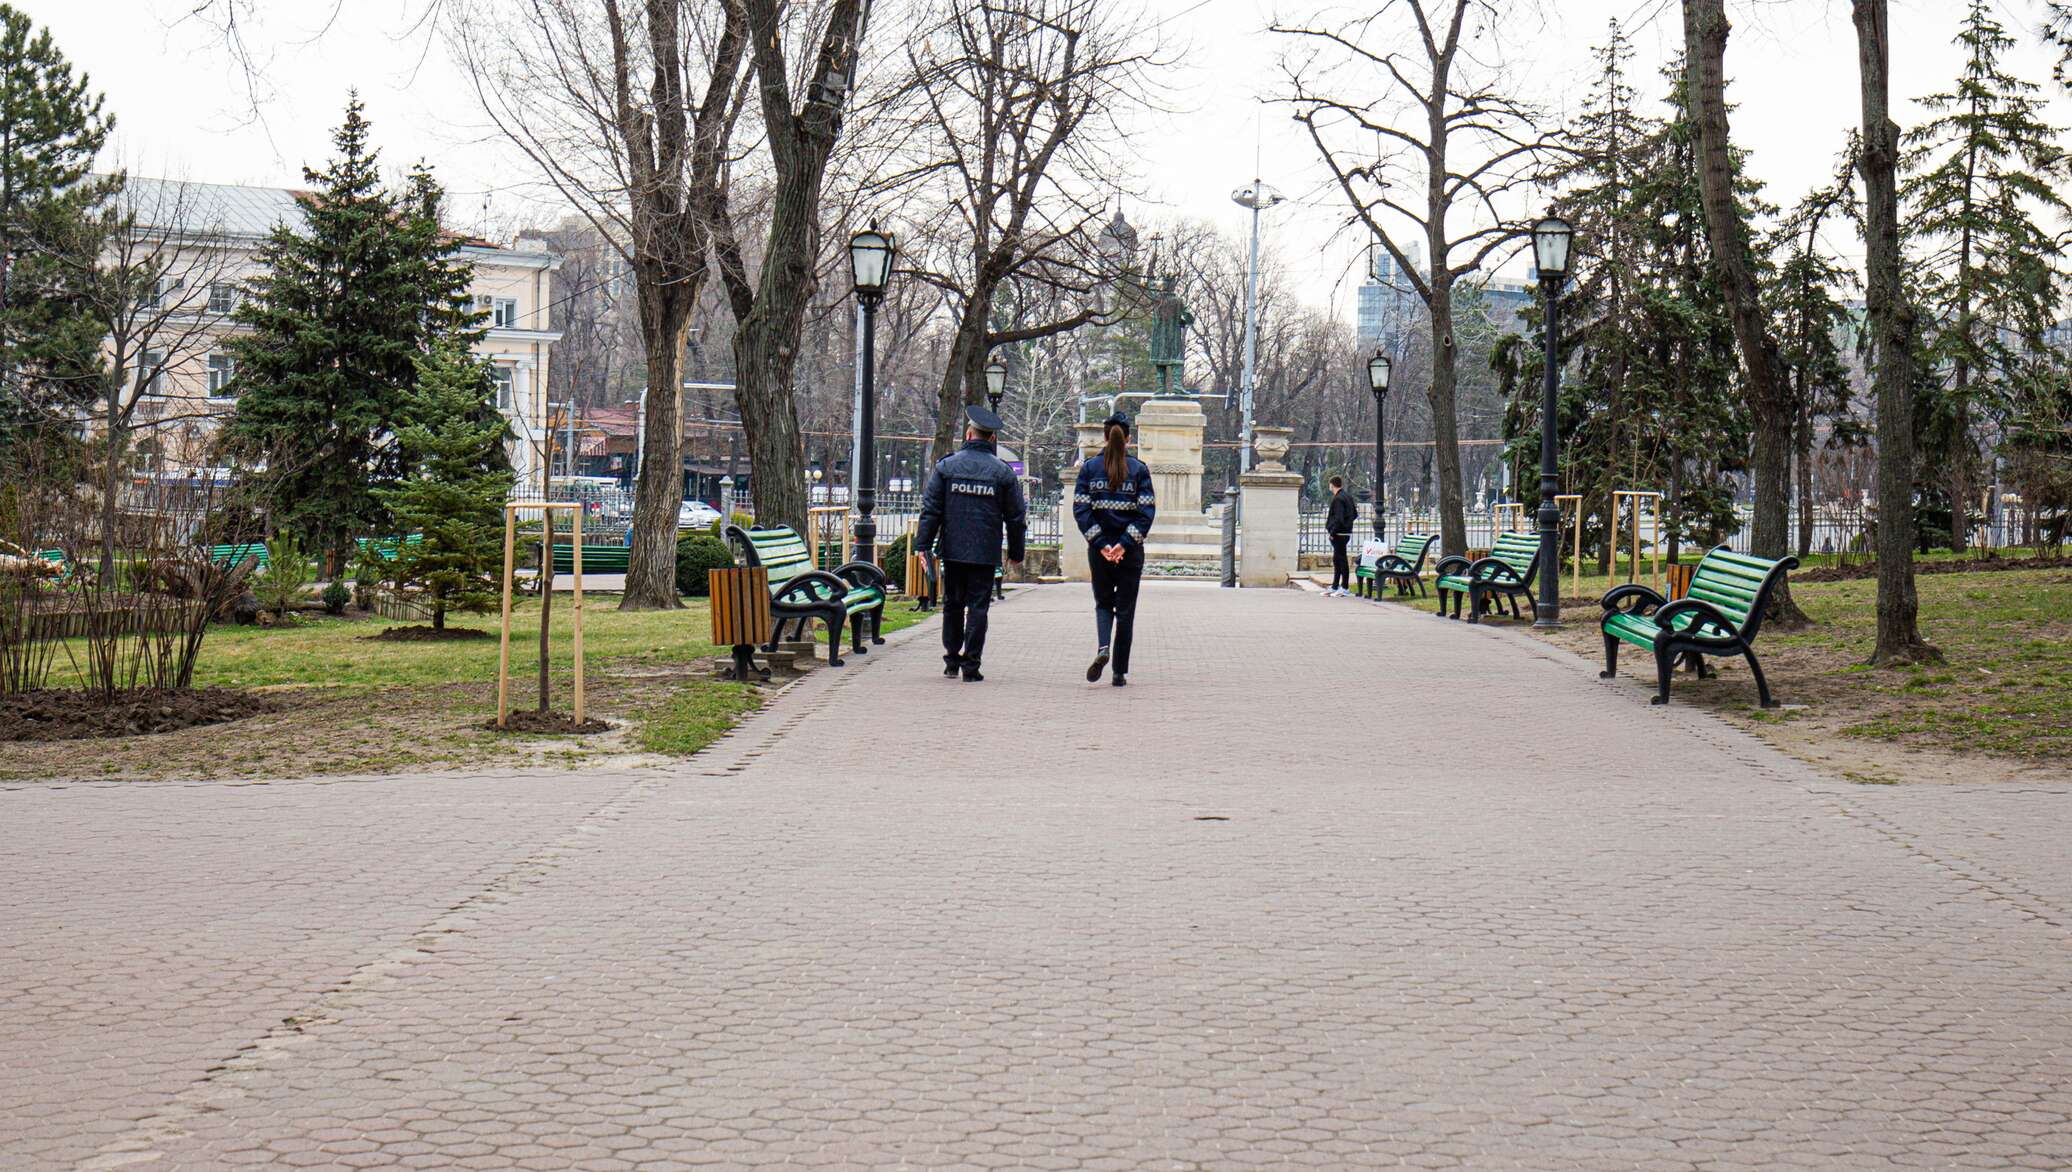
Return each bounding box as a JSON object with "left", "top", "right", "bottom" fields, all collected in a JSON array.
[
  {"left": 985, "top": 356, "right": 1007, "bottom": 415},
  {"left": 1531, "top": 215, "right": 1573, "bottom": 628},
  {"left": 849, "top": 226, "right": 896, "bottom": 565},
  {"left": 1367, "top": 350, "right": 1392, "bottom": 541},
  {"left": 1230, "top": 179, "right": 1285, "bottom": 472}
]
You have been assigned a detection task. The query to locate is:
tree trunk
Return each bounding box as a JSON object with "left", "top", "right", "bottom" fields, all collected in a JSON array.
[
  {"left": 1427, "top": 274, "right": 1467, "bottom": 556},
  {"left": 620, "top": 278, "right": 692, "bottom": 610},
  {"left": 1947, "top": 388, "right": 1969, "bottom": 551},
  {"left": 1795, "top": 396, "right": 1814, "bottom": 558},
  {"left": 1683, "top": 0, "right": 1808, "bottom": 626},
  {"left": 1854, "top": 0, "right": 1938, "bottom": 664},
  {"left": 538, "top": 508, "right": 554, "bottom": 711},
  {"left": 933, "top": 304, "right": 992, "bottom": 462},
  {"left": 100, "top": 378, "right": 122, "bottom": 580}
]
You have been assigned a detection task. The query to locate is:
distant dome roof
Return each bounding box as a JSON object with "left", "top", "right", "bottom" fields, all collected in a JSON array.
[{"left": 1099, "top": 209, "right": 1139, "bottom": 254}]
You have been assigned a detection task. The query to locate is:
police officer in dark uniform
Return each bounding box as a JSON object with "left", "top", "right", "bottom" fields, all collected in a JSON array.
[{"left": 916, "top": 405, "right": 1026, "bottom": 681}]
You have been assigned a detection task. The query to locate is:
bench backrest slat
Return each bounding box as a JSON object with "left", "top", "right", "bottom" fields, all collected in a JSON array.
[
  {"left": 1687, "top": 546, "right": 1797, "bottom": 638},
  {"left": 1488, "top": 532, "right": 1542, "bottom": 583},
  {"left": 728, "top": 525, "right": 822, "bottom": 592},
  {"left": 1394, "top": 534, "right": 1435, "bottom": 562}
]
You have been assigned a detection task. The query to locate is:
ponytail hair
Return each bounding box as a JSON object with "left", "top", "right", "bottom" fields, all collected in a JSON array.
[{"left": 1102, "top": 423, "right": 1129, "bottom": 487}]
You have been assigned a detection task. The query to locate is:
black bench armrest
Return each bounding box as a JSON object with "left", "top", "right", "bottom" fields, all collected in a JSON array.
[
  {"left": 1375, "top": 555, "right": 1415, "bottom": 573},
  {"left": 771, "top": 570, "right": 849, "bottom": 605},
  {"left": 833, "top": 560, "right": 888, "bottom": 591},
  {"left": 1600, "top": 583, "right": 1666, "bottom": 615},
  {"left": 1466, "top": 555, "right": 1526, "bottom": 584},
  {"left": 1654, "top": 597, "right": 1741, "bottom": 641},
  {"left": 1433, "top": 554, "right": 1471, "bottom": 577}
]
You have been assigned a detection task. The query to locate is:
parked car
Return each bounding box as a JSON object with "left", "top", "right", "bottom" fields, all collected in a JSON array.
[{"left": 677, "top": 500, "right": 722, "bottom": 531}]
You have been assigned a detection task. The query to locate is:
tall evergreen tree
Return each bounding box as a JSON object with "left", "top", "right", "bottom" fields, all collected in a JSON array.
[
  {"left": 1520, "top": 40, "right": 1747, "bottom": 567},
  {"left": 226, "top": 97, "right": 482, "bottom": 562},
  {"left": 0, "top": 4, "right": 114, "bottom": 448},
  {"left": 1901, "top": 0, "right": 2072, "bottom": 550},
  {"left": 372, "top": 338, "right": 513, "bottom": 631}
]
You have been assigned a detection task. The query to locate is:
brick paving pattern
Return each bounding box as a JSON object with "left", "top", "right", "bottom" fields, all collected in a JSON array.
[{"left": 3, "top": 582, "right": 2069, "bottom": 1169}]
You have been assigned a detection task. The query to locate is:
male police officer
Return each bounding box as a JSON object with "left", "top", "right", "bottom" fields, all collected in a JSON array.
[{"left": 916, "top": 405, "right": 1026, "bottom": 681}]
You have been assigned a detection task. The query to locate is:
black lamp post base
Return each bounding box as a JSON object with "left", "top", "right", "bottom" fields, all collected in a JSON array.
[{"left": 1533, "top": 607, "right": 1562, "bottom": 629}]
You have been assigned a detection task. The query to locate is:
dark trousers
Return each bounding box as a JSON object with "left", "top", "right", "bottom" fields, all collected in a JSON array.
[
  {"left": 1089, "top": 543, "right": 1146, "bottom": 674},
  {"left": 940, "top": 560, "right": 995, "bottom": 670},
  {"left": 1330, "top": 534, "right": 1351, "bottom": 590}
]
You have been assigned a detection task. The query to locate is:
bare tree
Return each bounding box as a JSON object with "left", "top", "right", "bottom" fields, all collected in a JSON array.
[
  {"left": 884, "top": 0, "right": 1153, "bottom": 460},
  {"left": 50, "top": 176, "right": 243, "bottom": 578},
  {"left": 1276, "top": 0, "right": 1557, "bottom": 556},
  {"left": 1681, "top": 0, "right": 1808, "bottom": 625},
  {"left": 453, "top": 0, "right": 749, "bottom": 609},
  {"left": 710, "top": 0, "right": 871, "bottom": 533},
  {"left": 1853, "top": 0, "right": 1937, "bottom": 663}
]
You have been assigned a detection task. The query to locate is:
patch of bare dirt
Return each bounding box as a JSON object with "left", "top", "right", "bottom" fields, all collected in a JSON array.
[
  {"left": 1791, "top": 554, "right": 2071, "bottom": 583},
  {"left": 363, "top": 625, "right": 495, "bottom": 642},
  {"left": 0, "top": 688, "right": 280, "bottom": 742},
  {"left": 485, "top": 710, "right": 615, "bottom": 735}
]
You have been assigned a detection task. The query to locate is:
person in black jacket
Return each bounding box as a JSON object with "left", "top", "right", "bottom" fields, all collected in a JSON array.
[
  {"left": 916, "top": 405, "right": 1026, "bottom": 681},
  {"left": 1324, "top": 475, "right": 1356, "bottom": 596},
  {"left": 1072, "top": 412, "right": 1157, "bottom": 686}
]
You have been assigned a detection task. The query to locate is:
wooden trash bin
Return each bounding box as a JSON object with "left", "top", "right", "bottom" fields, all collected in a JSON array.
[
  {"left": 709, "top": 567, "right": 772, "bottom": 681},
  {"left": 1666, "top": 561, "right": 1696, "bottom": 600}
]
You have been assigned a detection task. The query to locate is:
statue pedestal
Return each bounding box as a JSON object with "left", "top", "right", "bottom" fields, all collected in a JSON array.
[{"left": 1238, "top": 469, "right": 1303, "bottom": 586}]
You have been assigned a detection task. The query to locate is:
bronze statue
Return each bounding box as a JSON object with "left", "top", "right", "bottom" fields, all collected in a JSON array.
[{"left": 1147, "top": 275, "right": 1192, "bottom": 396}]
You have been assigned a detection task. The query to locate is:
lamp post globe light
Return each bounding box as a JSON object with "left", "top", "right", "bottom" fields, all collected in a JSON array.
[
  {"left": 1367, "top": 351, "right": 1392, "bottom": 540},
  {"left": 985, "top": 356, "right": 1007, "bottom": 414},
  {"left": 849, "top": 227, "right": 896, "bottom": 565},
  {"left": 1531, "top": 215, "right": 1572, "bottom": 628}
]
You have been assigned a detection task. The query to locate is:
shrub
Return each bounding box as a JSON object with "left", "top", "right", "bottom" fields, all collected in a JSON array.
[
  {"left": 707, "top": 511, "right": 756, "bottom": 540},
  {"left": 879, "top": 533, "right": 909, "bottom": 592},
  {"left": 675, "top": 535, "right": 736, "bottom": 597},
  {"left": 321, "top": 580, "right": 351, "bottom": 615},
  {"left": 251, "top": 537, "right": 314, "bottom": 616}
]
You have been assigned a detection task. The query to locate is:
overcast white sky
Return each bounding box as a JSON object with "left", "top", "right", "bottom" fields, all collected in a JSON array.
[{"left": 29, "top": 0, "right": 2072, "bottom": 319}]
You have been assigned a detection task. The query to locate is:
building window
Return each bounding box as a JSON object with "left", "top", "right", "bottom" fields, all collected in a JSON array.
[
  {"left": 207, "top": 353, "right": 235, "bottom": 398},
  {"left": 208, "top": 282, "right": 238, "bottom": 313},
  {"left": 142, "top": 277, "right": 182, "bottom": 310},
  {"left": 491, "top": 365, "right": 515, "bottom": 411},
  {"left": 475, "top": 295, "right": 519, "bottom": 328},
  {"left": 136, "top": 349, "right": 165, "bottom": 396}
]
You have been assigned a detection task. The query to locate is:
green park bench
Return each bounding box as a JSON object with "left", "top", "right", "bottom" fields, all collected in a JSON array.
[
  {"left": 724, "top": 524, "right": 887, "bottom": 666},
  {"left": 548, "top": 544, "right": 631, "bottom": 574},
  {"left": 1355, "top": 533, "right": 1437, "bottom": 599},
  {"left": 1433, "top": 531, "right": 1545, "bottom": 622},
  {"left": 208, "top": 541, "right": 269, "bottom": 569},
  {"left": 1599, "top": 546, "right": 1800, "bottom": 708}
]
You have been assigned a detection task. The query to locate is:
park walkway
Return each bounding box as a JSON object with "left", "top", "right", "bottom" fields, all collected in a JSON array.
[{"left": 5, "top": 582, "right": 2071, "bottom": 1169}]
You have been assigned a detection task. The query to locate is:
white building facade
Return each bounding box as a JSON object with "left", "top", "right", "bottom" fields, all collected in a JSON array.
[{"left": 109, "top": 178, "right": 562, "bottom": 494}]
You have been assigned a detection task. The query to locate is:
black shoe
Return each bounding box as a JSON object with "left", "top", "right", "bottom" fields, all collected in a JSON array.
[
  {"left": 1086, "top": 646, "right": 1110, "bottom": 682},
  {"left": 962, "top": 667, "right": 985, "bottom": 682},
  {"left": 1111, "top": 673, "right": 1127, "bottom": 687},
  {"left": 943, "top": 661, "right": 960, "bottom": 678}
]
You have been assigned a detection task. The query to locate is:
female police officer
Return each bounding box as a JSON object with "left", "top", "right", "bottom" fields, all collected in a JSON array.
[{"left": 1072, "top": 412, "right": 1156, "bottom": 687}]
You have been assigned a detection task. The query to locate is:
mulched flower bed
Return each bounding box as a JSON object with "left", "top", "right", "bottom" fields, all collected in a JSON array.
[
  {"left": 363, "top": 625, "right": 495, "bottom": 642},
  {"left": 0, "top": 688, "right": 279, "bottom": 743},
  {"left": 484, "top": 710, "right": 615, "bottom": 735}
]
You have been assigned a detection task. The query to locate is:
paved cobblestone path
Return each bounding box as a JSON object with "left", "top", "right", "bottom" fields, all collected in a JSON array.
[{"left": 6, "top": 583, "right": 2071, "bottom": 1170}]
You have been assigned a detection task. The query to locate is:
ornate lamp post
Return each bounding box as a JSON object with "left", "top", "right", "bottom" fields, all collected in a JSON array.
[
  {"left": 849, "top": 226, "right": 896, "bottom": 565},
  {"left": 1367, "top": 350, "right": 1392, "bottom": 541},
  {"left": 1531, "top": 214, "right": 1572, "bottom": 628},
  {"left": 985, "top": 357, "right": 1007, "bottom": 415}
]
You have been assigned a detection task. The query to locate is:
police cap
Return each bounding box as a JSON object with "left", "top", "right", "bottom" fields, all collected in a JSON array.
[{"left": 965, "top": 404, "right": 1005, "bottom": 433}]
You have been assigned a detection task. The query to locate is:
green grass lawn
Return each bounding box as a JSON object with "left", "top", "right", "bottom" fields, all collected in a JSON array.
[
  {"left": 6, "top": 591, "right": 931, "bottom": 781},
  {"left": 1773, "top": 568, "right": 2072, "bottom": 760},
  {"left": 1463, "top": 562, "right": 2072, "bottom": 776}
]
